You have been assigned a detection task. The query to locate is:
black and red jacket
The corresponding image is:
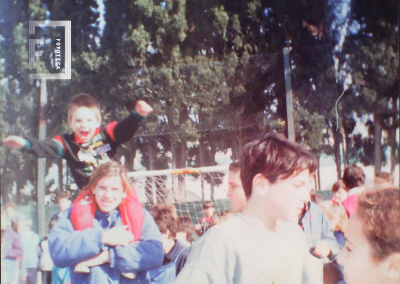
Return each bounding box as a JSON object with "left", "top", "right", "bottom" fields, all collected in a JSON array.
[{"left": 22, "top": 111, "right": 145, "bottom": 189}]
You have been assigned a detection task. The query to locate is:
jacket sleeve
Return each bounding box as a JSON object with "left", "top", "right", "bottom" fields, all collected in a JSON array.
[
  {"left": 105, "top": 111, "right": 146, "bottom": 144},
  {"left": 48, "top": 211, "right": 104, "bottom": 268},
  {"left": 23, "top": 136, "right": 64, "bottom": 159},
  {"left": 4, "top": 232, "right": 23, "bottom": 259},
  {"left": 109, "top": 210, "right": 164, "bottom": 273}
]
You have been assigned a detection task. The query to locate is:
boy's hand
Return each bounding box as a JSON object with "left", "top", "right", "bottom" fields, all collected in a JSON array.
[
  {"left": 102, "top": 225, "right": 134, "bottom": 247},
  {"left": 2, "top": 136, "right": 26, "bottom": 149},
  {"left": 135, "top": 100, "right": 153, "bottom": 117},
  {"left": 311, "top": 241, "right": 331, "bottom": 258}
]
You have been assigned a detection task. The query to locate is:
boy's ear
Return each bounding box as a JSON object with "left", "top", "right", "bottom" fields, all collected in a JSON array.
[
  {"left": 381, "top": 253, "right": 400, "bottom": 279},
  {"left": 252, "top": 173, "right": 269, "bottom": 197}
]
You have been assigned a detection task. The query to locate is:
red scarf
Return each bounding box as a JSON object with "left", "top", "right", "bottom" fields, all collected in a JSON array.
[{"left": 70, "top": 187, "right": 143, "bottom": 242}]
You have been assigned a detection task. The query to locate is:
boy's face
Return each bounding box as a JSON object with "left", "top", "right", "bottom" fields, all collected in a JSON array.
[
  {"left": 227, "top": 170, "right": 247, "bottom": 213},
  {"left": 264, "top": 169, "right": 313, "bottom": 224},
  {"left": 68, "top": 107, "right": 100, "bottom": 143},
  {"left": 205, "top": 207, "right": 215, "bottom": 217},
  {"left": 58, "top": 198, "right": 71, "bottom": 212}
]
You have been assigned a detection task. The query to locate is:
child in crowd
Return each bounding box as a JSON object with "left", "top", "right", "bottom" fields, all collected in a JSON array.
[
  {"left": 341, "top": 164, "right": 366, "bottom": 216},
  {"left": 210, "top": 210, "right": 234, "bottom": 227},
  {"left": 176, "top": 132, "right": 317, "bottom": 284},
  {"left": 51, "top": 191, "right": 72, "bottom": 222},
  {"left": 3, "top": 202, "right": 26, "bottom": 232},
  {"left": 3, "top": 93, "right": 153, "bottom": 192},
  {"left": 337, "top": 188, "right": 400, "bottom": 284},
  {"left": 39, "top": 220, "right": 55, "bottom": 284},
  {"left": 148, "top": 205, "right": 189, "bottom": 283},
  {"left": 17, "top": 217, "right": 41, "bottom": 284},
  {"left": 176, "top": 216, "right": 195, "bottom": 248},
  {"left": 48, "top": 161, "right": 163, "bottom": 284},
  {"left": 319, "top": 201, "right": 348, "bottom": 284},
  {"left": 331, "top": 180, "right": 347, "bottom": 203},
  {"left": 195, "top": 201, "right": 215, "bottom": 236},
  {"left": 1, "top": 212, "right": 23, "bottom": 284},
  {"left": 226, "top": 161, "right": 247, "bottom": 213}
]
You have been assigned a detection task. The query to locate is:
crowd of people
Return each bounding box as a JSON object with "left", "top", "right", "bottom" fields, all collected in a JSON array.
[{"left": 1, "top": 93, "right": 399, "bottom": 284}]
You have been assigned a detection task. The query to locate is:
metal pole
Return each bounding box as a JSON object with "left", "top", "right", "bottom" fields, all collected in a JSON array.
[
  {"left": 283, "top": 47, "right": 295, "bottom": 142},
  {"left": 37, "top": 79, "right": 47, "bottom": 237}
]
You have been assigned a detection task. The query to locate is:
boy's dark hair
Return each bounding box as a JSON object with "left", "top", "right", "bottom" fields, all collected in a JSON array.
[
  {"left": 342, "top": 164, "right": 365, "bottom": 191},
  {"left": 240, "top": 132, "right": 318, "bottom": 198},
  {"left": 67, "top": 93, "right": 101, "bottom": 122},
  {"left": 202, "top": 201, "right": 215, "bottom": 210},
  {"left": 56, "top": 191, "right": 70, "bottom": 201},
  {"left": 331, "top": 180, "right": 345, "bottom": 193},
  {"left": 150, "top": 205, "right": 178, "bottom": 238},
  {"left": 177, "top": 216, "right": 195, "bottom": 242},
  {"left": 229, "top": 161, "right": 240, "bottom": 172}
]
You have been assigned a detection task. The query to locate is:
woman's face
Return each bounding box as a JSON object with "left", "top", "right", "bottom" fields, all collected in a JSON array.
[
  {"left": 92, "top": 175, "right": 125, "bottom": 213},
  {"left": 337, "top": 214, "right": 388, "bottom": 284}
]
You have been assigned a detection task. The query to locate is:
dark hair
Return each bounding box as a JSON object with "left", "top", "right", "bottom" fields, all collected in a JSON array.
[
  {"left": 356, "top": 188, "right": 400, "bottom": 260},
  {"left": 240, "top": 132, "right": 318, "bottom": 198},
  {"left": 202, "top": 201, "right": 215, "bottom": 210},
  {"left": 342, "top": 164, "right": 365, "bottom": 190},
  {"left": 56, "top": 191, "right": 70, "bottom": 201},
  {"left": 229, "top": 161, "right": 240, "bottom": 172},
  {"left": 67, "top": 93, "right": 101, "bottom": 122},
  {"left": 177, "top": 216, "right": 195, "bottom": 242},
  {"left": 150, "top": 205, "right": 178, "bottom": 238},
  {"left": 331, "top": 179, "right": 345, "bottom": 193}
]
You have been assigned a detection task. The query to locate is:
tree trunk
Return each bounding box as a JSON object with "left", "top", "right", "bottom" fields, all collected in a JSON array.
[
  {"left": 58, "top": 159, "right": 63, "bottom": 191},
  {"left": 199, "top": 137, "right": 206, "bottom": 201},
  {"left": 389, "top": 97, "right": 398, "bottom": 177},
  {"left": 333, "top": 127, "right": 342, "bottom": 179},
  {"left": 374, "top": 113, "right": 382, "bottom": 174}
]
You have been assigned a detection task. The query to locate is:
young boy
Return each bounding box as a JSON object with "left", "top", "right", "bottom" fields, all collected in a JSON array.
[
  {"left": 175, "top": 132, "right": 317, "bottom": 284},
  {"left": 195, "top": 201, "right": 215, "bottom": 236},
  {"left": 341, "top": 164, "right": 366, "bottom": 216},
  {"left": 51, "top": 191, "right": 72, "bottom": 222},
  {"left": 176, "top": 216, "right": 195, "bottom": 248},
  {"left": 3, "top": 93, "right": 153, "bottom": 190}
]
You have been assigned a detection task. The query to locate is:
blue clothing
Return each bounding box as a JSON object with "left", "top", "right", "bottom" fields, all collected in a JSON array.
[
  {"left": 300, "top": 202, "right": 340, "bottom": 284},
  {"left": 48, "top": 208, "right": 164, "bottom": 284}
]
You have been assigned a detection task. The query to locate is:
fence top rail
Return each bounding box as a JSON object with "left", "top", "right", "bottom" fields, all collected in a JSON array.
[{"left": 127, "top": 165, "right": 230, "bottom": 177}]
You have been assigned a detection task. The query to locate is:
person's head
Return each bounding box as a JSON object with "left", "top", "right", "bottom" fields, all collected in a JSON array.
[
  {"left": 67, "top": 93, "right": 101, "bottom": 143},
  {"left": 17, "top": 217, "right": 33, "bottom": 234},
  {"left": 150, "top": 205, "right": 178, "bottom": 252},
  {"left": 83, "top": 161, "right": 132, "bottom": 214},
  {"left": 227, "top": 161, "right": 247, "bottom": 213},
  {"left": 332, "top": 179, "right": 348, "bottom": 203},
  {"left": 240, "top": 132, "right": 317, "bottom": 224},
  {"left": 176, "top": 216, "right": 195, "bottom": 247},
  {"left": 56, "top": 191, "right": 71, "bottom": 212},
  {"left": 374, "top": 172, "right": 394, "bottom": 189},
  {"left": 202, "top": 201, "right": 215, "bottom": 217},
  {"left": 337, "top": 188, "right": 400, "bottom": 284},
  {"left": 149, "top": 204, "right": 178, "bottom": 221},
  {"left": 342, "top": 164, "right": 365, "bottom": 191},
  {"left": 319, "top": 200, "right": 348, "bottom": 233},
  {"left": 211, "top": 210, "right": 234, "bottom": 227},
  {"left": 4, "top": 202, "right": 17, "bottom": 221}
]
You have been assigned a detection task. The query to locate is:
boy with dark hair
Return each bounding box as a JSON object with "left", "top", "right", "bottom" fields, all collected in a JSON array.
[
  {"left": 149, "top": 205, "right": 189, "bottom": 283},
  {"left": 341, "top": 164, "right": 365, "bottom": 216},
  {"left": 176, "top": 132, "right": 317, "bottom": 284},
  {"left": 3, "top": 93, "right": 153, "bottom": 191},
  {"left": 51, "top": 191, "right": 72, "bottom": 222},
  {"left": 227, "top": 161, "right": 247, "bottom": 213},
  {"left": 331, "top": 179, "right": 347, "bottom": 203},
  {"left": 176, "top": 216, "right": 195, "bottom": 248}
]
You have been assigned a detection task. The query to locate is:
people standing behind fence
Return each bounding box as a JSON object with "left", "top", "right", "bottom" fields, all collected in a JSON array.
[
  {"left": 48, "top": 161, "right": 163, "bottom": 284},
  {"left": 2, "top": 93, "right": 153, "bottom": 193},
  {"left": 331, "top": 180, "right": 347, "bottom": 204},
  {"left": 176, "top": 132, "right": 317, "bottom": 284},
  {"left": 38, "top": 220, "right": 55, "bottom": 284},
  {"left": 176, "top": 216, "right": 195, "bottom": 248},
  {"left": 226, "top": 161, "right": 247, "bottom": 213},
  {"left": 319, "top": 200, "right": 348, "bottom": 284},
  {"left": 51, "top": 191, "right": 72, "bottom": 222},
  {"left": 194, "top": 201, "right": 215, "bottom": 236},
  {"left": 17, "top": 217, "right": 41, "bottom": 284},
  {"left": 299, "top": 199, "right": 341, "bottom": 284},
  {"left": 337, "top": 188, "right": 400, "bottom": 284},
  {"left": 1, "top": 212, "right": 23, "bottom": 284},
  {"left": 341, "top": 164, "right": 366, "bottom": 217},
  {"left": 148, "top": 205, "right": 189, "bottom": 283}
]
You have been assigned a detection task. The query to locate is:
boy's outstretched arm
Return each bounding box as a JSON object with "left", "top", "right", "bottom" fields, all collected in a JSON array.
[
  {"left": 3, "top": 135, "right": 63, "bottom": 159},
  {"left": 106, "top": 100, "right": 153, "bottom": 144},
  {"left": 2, "top": 135, "right": 27, "bottom": 149}
]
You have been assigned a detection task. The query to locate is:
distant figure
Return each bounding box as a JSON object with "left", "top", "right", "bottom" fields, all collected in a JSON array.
[
  {"left": 341, "top": 164, "right": 365, "bottom": 216},
  {"left": 226, "top": 161, "right": 247, "bottom": 213},
  {"left": 176, "top": 216, "right": 195, "bottom": 248},
  {"left": 331, "top": 180, "right": 347, "bottom": 203},
  {"left": 51, "top": 191, "right": 72, "bottom": 222},
  {"left": 3, "top": 202, "right": 26, "bottom": 232},
  {"left": 374, "top": 171, "right": 394, "bottom": 189},
  {"left": 195, "top": 201, "right": 215, "bottom": 236}
]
